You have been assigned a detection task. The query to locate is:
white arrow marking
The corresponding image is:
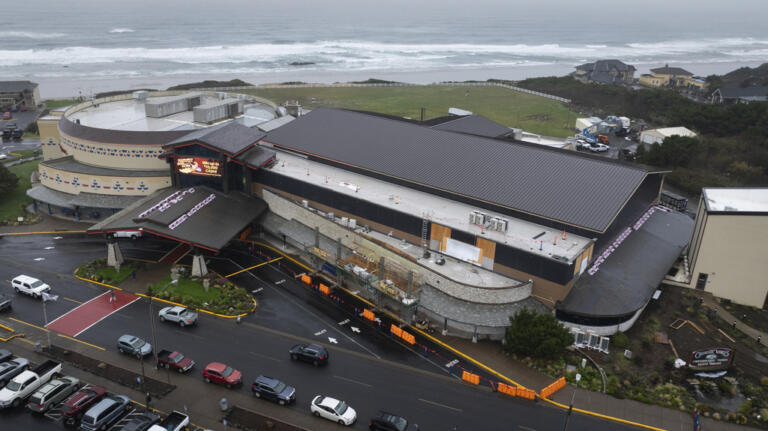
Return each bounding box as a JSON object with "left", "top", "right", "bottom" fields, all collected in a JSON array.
[
  {"left": 44, "top": 246, "right": 55, "bottom": 250},
  {"left": 275, "top": 279, "right": 285, "bottom": 285},
  {"left": 53, "top": 236, "right": 63, "bottom": 240},
  {"left": 314, "top": 329, "right": 327, "bottom": 336},
  {"left": 328, "top": 337, "right": 338, "bottom": 344},
  {"left": 34, "top": 257, "right": 45, "bottom": 261},
  {"left": 338, "top": 319, "right": 350, "bottom": 326},
  {"left": 351, "top": 327, "right": 360, "bottom": 334}
]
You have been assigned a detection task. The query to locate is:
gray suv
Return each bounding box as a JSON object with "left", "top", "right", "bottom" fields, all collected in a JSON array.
[
  {"left": 117, "top": 335, "right": 152, "bottom": 358},
  {"left": 0, "top": 358, "right": 29, "bottom": 387},
  {"left": 27, "top": 376, "right": 80, "bottom": 413},
  {"left": 79, "top": 394, "right": 131, "bottom": 430}
]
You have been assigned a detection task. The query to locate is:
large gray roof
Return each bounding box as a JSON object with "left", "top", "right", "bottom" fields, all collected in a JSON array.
[
  {"left": 430, "top": 115, "right": 511, "bottom": 138},
  {"left": 165, "top": 122, "right": 265, "bottom": 156},
  {"left": 41, "top": 156, "right": 169, "bottom": 177},
  {"left": 576, "top": 59, "right": 636, "bottom": 72},
  {"left": 558, "top": 208, "right": 694, "bottom": 317},
  {"left": 27, "top": 185, "right": 146, "bottom": 210},
  {"left": 0, "top": 81, "right": 38, "bottom": 93},
  {"left": 264, "top": 107, "right": 653, "bottom": 232},
  {"left": 716, "top": 86, "right": 768, "bottom": 99}
]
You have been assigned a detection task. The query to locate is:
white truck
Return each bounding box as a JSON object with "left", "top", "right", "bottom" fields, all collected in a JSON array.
[
  {"left": 0, "top": 360, "right": 62, "bottom": 408},
  {"left": 11, "top": 275, "right": 52, "bottom": 299},
  {"left": 148, "top": 411, "right": 190, "bottom": 431}
]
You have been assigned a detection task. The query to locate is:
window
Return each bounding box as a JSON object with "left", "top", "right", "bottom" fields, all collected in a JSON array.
[{"left": 696, "top": 273, "right": 708, "bottom": 290}]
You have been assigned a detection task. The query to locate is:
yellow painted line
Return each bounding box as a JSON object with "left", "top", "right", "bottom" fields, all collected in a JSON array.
[
  {"left": 74, "top": 275, "right": 123, "bottom": 291},
  {"left": 5, "top": 230, "right": 87, "bottom": 236},
  {"left": 13, "top": 336, "right": 34, "bottom": 345},
  {"left": 9, "top": 317, "right": 48, "bottom": 332},
  {"left": 127, "top": 257, "right": 158, "bottom": 264},
  {"left": 56, "top": 334, "right": 105, "bottom": 351},
  {"left": 248, "top": 240, "right": 313, "bottom": 271},
  {"left": 225, "top": 257, "right": 283, "bottom": 277},
  {"left": 63, "top": 297, "right": 82, "bottom": 304},
  {"left": 418, "top": 398, "right": 463, "bottom": 412},
  {"left": 0, "top": 323, "right": 15, "bottom": 333},
  {"left": 541, "top": 397, "right": 665, "bottom": 431}
]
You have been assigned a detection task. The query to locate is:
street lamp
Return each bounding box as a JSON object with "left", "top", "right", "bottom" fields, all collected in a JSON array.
[
  {"left": 563, "top": 373, "right": 581, "bottom": 431},
  {"left": 42, "top": 292, "right": 58, "bottom": 349}
]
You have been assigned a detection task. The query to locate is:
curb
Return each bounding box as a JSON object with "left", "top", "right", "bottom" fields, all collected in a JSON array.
[
  {"left": 2, "top": 230, "right": 87, "bottom": 236},
  {"left": 244, "top": 239, "right": 667, "bottom": 431}
]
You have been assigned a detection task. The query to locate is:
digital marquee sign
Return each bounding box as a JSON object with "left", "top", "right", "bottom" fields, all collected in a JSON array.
[{"left": 176, "top": 157, "right": 222, "bottom": 177}]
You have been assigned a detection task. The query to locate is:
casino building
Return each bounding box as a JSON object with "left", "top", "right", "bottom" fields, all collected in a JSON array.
[{"left": 78, "top": 102, "right": 694, "bottom": 339}]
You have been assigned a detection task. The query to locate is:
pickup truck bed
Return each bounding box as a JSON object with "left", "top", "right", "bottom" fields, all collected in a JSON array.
[
  {"left": 149, "top": 411, "right": 189, "bottom": 431},
  {"left": 32, "top": 360, "right": 60, "bottom": 377}
]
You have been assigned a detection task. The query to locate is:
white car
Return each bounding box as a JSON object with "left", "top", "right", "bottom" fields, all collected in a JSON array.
[
  {"left": 11, "top": 275, "right": 51, "bottom": 299},
  {"left": 110, "top": 230, "right": 142, "bottom": 240},
  {"left": 588, "top": 142, "right": 610, "bottom": 153},
  {"left": 310, "top": 395, "right": 356, "bottom": 426},
  {"left": 158, "top": 306, "right": 198, "bottom": 327}
]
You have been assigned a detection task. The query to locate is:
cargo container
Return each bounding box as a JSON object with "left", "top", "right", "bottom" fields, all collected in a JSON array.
[
  {"left": 145, "top": 93, "right": 202, "bottom": 118},
  {"left": 193, "top": 99, "right": 243, "bottom": 124}
]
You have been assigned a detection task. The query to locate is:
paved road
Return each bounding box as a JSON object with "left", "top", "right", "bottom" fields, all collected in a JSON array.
[{"left": 0, "top": 233, "right": 634, "bottom": 431}]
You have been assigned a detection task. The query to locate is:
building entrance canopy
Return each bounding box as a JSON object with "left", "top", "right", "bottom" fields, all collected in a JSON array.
[{"left": 88, "top": 186, "right": 266, "bottom": 251}]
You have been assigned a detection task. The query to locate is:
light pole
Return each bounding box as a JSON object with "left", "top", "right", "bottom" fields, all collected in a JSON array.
[
  {"left": 563, "top": 373, "right": 581, "bottom": 431},
  {"left": 42, "top": 292, "right": 58, "bottom": 349}
]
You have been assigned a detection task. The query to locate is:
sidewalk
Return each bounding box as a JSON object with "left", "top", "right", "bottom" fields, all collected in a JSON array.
[
  {"left": 695, "top": 291, "right": 768, "bottom": 343},
  {"left": 434, "top": 333, "right": 759, "bottom": 431},
  {"left": 0, "top": 212, "right": 89, "bottom": 234}
]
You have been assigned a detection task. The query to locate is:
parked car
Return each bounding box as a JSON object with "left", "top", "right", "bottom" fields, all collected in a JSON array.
[
  {"left": 251, "top": 375, "right": 296, "bottom": 406},
  {"left": 79, "top": 394, "right": 132, "bottom": 431},
  {"left": 110, "top": 230, "right": 142, "bottom": 240},
  {"left": 202, "top": 362, "right": 242, "bottom": 388},
  {"left": 587, "top": 142, "right": 609, "bottom": 153},
  {"left": 0, "top": 358, "right": 30, "bottom": 388},
  {"left": 289, "top": 344, "right": 329, "bottom": 366},
  {"left": 369, "top": 411, "right": 420, "bottom": 431},
  {"left": 26, "top": 376, "right": 80, "bottom": 413},
  {"left": 311, "top": 395, "right": 356, "bottom": 426},
  {"left": 156, "top": 350, "right": 194, "bottom": 373},
  {"left": 60, "top": 385, "right": 107, "bottom": 426},
  {"left": 121, "top": 412, "right": 161, "bottom": 431},
  {"left": 2, "top": 112, "right": 11, "bottom": 120},
  {"left": 147, "top": 411, "right": 189, "bottom": 431},
  {"left": 0, "top": 360, "right": 62, "bottom": 408},
  {"left": 0, "top": 294, "right": 12, "bottom": 312},
  {"left": 0, "top": 349, "right": 11, "bottom": 363},
  {"left": 158, "top": 306, "right": 198, "bottom": 327},
  {"left": 117, "top": 335, "right": 152, "bottom": 358},
  {"left": 11, "top": 275, "right": 52, "bottom": 299}
]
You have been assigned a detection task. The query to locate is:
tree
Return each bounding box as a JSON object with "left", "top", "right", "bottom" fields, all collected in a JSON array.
[
  {"left": 504, "top": 308, "right": 572, "bottom": 360},
  {"left": 0, "top": 165, "right": 19, "bottom": 197}
]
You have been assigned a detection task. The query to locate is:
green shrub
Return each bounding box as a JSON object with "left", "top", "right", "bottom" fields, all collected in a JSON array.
[
  {"left": 613, "top": 332, "right": 629, "bottom": 349},
  {"left": 503, "top": 308, "right": 572, "bottom": 360}
]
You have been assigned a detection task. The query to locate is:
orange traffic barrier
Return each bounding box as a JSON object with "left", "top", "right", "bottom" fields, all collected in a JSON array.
[
  {"left": 362, "top": 309, "right": 375, "bottom": 321},
  {"left": 540, "top": 376, "right": 567, "bottom": 399},
  {"left": 401, "top": 331, "right": 416, "bottom": 345},
  {"left": 516, "top": 387, "right": 536, "bottom": 400},
  {"left": 318, "top": 283, "right": 330, "bottom": 295},
  {"left": 461, "top": 371, "right": 480, "bottom": 385},
  {"left": 300, "top": 274, "right": 312, "bottom": 285},
  {"left": 497, "top": 382, "right": 516, "bottom": 396},
  {"left": 390, "top": 324, "right": 402, "bottom": 337}
]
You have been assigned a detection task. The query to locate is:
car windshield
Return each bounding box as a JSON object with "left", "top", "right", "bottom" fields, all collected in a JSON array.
[
  {"left": 130, "top": 338, "right": 145, "bottom": 348},
  {"left": 391, "top": 416, "right": 408, "bottom": 431},
  {"left": 5, "top": 380, "right": 21, "bottom": 391},
  {"left": 335, "top": 401, "right": 348, "bottom": 415},
  {"left": 59, "top": 404, "right": 74, "bottom": 413},
  {"left": 172, "top": 353, "right": 184, "bottom": 363},
  {"left": 30, "top": 280, "right": 44, "bottom": 288},
  {"left": 222, "top": 366, "right": 233, "bottom": 377},
  {"left": 272, "top": 382, "right": 286, "bottom": 393}
]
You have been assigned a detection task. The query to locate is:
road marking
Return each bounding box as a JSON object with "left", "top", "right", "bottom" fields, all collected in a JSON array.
[
  {"left": 333, "top": 375, "right": 372, "bottom": 387},
  {"left": 225, "top": 257, "right": 283, "bottom": 277},
  {"left": 418, "top": 398, "right": 463, "bottom": 412},
  {"left": 328, "top": 337, "right": 338, "bottom": 344},
  {"left": 9, "top": 317, "right": 48, "bottom": 332},
  {"left": 249, "top": 351, "right": 282, "bottom": 362},
  {"left": 73, "top": 296, "right": 141, "bottom": 337},
  {"left": 351, "top": 326, "right": 360, "bottom": 333},
  {"left": 314, "top": 329, "right": 327, "bottom": 336},
  {"left": 446, "top": 359, "right": 459, "bottom": 368},
  {"left": 63, "top": 297, "right": 82, "bottom": 304},
  {"left": 274, "top": 279, "right": 285, "bottom": 285},
  {"left": 174, "top": 330, "right": 204, "bottom": 340},
  {"left": 53, "top": 236, "right": 63, "bottom": 240},
  {"left": 518, "top": 426, "right": 537, "bottom": 431},
  {"left": 57, "top": 334, "right": 106, "bottom": 351},
  {"left": 46, "top": 292, "right": 111, "bottom": 327},
  {"left": 34, "top": 257, "right": 45, "bottom": 261},
  {"left": 44, "top": 246, "right": 55, "bottom": 250},
  {"left": 338, "top": 319, "right": 350, "bottom": 325}
]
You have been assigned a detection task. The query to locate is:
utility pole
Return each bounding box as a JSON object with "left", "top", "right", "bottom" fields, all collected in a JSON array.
[
  {"left": 42, "top": 292, "right": 58, "bottom": 349},
  {"left": 562, "top": 373, "right": 581, "bottom": 431}
]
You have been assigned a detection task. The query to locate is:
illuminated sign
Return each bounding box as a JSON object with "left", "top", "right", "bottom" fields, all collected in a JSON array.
[
  {"left": 169, "top": 193, "right": 216, "bottom": 230},
  {"left": 176, "top": 157, "right": 222, "bottom": 177},
  {"left": 138, "top": 188, "right": 196, "bottom": 219},
  {"left": 689, "top": 348, "right": 734, "bottom": 371}
]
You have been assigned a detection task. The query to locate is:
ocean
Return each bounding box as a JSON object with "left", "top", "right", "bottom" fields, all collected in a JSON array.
[{"left": 4, "top": 0, "right": 768, "bottom": 97}]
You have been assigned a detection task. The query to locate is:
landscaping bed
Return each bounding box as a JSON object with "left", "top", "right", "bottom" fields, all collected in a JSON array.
[
  {"left": 75, "top": 259, "right": 140, "bottom": 285},
  {"left": 147, "top": 267, "right": 254, "bottom": 316}
]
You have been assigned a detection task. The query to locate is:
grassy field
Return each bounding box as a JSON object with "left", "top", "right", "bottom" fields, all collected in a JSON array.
[
  {"left": 42, "top": 99, "right": 80, "bottom": 109},
  {"left": 151, "top": 276, "right": 221, "bottom": 303},
  {"left": 0, "top": 160, "right": 39, "bottom": 223},
  {"left": 240, "top": 85, "right": 577, "bottom": 138},
  {"left": 5, "top": 149, "right": 40, "bottom": 163},
  {"left": 95, "top": 263, "right": 139, "bottom": 285}
]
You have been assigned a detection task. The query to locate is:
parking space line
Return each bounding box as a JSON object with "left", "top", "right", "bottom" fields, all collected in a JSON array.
[
  {"left": 9, "top": 317, "right": 48, "bottom": 332},
  {"left": 249, "top": 351, "right": 282, "bottom": 362},
  {"left": 418, "top": 398, "right": 463, "bottom": 412},
  {"left": 333, "top": 375, "right": 372, "bottom": 387},
  {"left": 63, "top": 297, "right": 82, "bottom": 304},
  {"left": 57, "top": 334, "right": 106, "bottom": 351}
]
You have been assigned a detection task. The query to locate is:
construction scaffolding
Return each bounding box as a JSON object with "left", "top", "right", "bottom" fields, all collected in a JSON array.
[{"left": 338, "top": 243, "right": 421, "bottom": 306}]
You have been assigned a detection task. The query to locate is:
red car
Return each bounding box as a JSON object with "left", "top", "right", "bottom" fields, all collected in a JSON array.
[
  {"left": 202, "top": 362, "right": 242, "bottom": 388},
  {"left": 2, "top": 112, "right": 10, "bottom": 120},
  {"left": 60, "top": 385, "right": 107, "bottom": 425}
]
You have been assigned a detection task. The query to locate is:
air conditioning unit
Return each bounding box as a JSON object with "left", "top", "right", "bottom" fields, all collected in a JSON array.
[
  {"left": 341, "top": 217, "right": 349, "bottom": 226},
  {"left": 489, "top": 219, "right": 499, "bottom": 231},
  {"left": 349, "top": 219, "right": 357, "bottom": 229},
  {"left": 473, "top": 212, "right": 485, "bottom": 225},
  {"left": 499, "top": 219, "right": 508, "bottom": 233},
  {"left": 327, "top": 212, "right": 334, "bottom": 220}
]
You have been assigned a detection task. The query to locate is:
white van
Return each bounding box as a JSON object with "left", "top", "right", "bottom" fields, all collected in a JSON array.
[{"left": 11, "top": 275, "right": 51, "bottom": 299}]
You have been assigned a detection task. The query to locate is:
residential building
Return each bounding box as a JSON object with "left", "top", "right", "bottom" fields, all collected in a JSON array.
[
  {"left": 573, "top": 60, "right": 636, "bottom": 85},
  {"left": 711, "top": 86, "right": 768, "bottom": 104},
  {"left": 666, "top": 188, "right": 768, "bottom": 309},
  {"left": 0, "top": 81, "right": 40, "bottom": 109},
  {"left": 640, "top": 127, "right": 696, "bottom": 145},
  {"left": 639, "top": 65, "right": 707, "bottom": 89}
]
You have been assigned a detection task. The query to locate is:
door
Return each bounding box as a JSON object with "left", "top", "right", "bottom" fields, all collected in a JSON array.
[{"left": 695, "top": 273, "right": 708, "bottom": 290}]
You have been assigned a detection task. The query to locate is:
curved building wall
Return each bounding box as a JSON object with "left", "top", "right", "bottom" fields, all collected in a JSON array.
[
  {"left": 59, "top": 132, "right": 168, "bottom": 170},
  {"left": 39, "top": 165, "right": 170, "bottom": 196}
]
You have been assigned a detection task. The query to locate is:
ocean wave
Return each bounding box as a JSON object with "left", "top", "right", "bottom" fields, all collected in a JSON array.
[
  {"left": 109, "top": 28, "right": 135, "bottom": 33},
  {"left": 0, "top": 31, "right": 65, "bottom": 39},
  {"left": 2, "top": 38, "right": 767, "bottom": 70}
]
